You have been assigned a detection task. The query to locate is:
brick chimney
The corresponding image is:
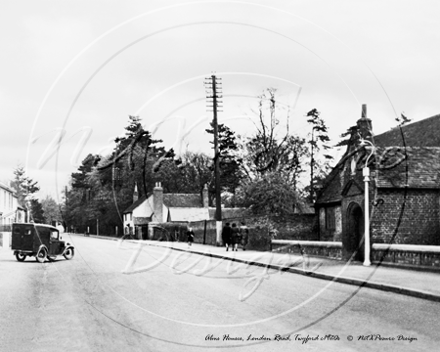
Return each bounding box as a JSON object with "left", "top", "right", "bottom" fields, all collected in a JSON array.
[
  {"left": 153, "top": 182, "right": 163, "bottom": 223},
  {"left": 202, "top": 184, "right": 209, "bottom": 208},
  {"left": 357, "top": 104, "right": 372, "bottom": 141},
  {"left": 133, "top": 182, "right": 138, "bottom": 203}
]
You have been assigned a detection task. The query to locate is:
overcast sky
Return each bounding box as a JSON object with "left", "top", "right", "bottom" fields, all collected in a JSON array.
[{"left": 1, "top": 0, "right": 439, "bottom": 201}]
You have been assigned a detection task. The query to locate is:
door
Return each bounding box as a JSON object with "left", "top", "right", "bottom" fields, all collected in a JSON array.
[
  {"left": 11, "top": 224, "right": 33, "bottom": 251},
  {"left": 344, "top": 203, "right": 364, "bottom": 261},
  {"left": 49, "top": 229, "right": 62, "bottom": 255}
]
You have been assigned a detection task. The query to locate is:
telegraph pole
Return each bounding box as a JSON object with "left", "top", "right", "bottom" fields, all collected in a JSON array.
[{"left": 205, "top": 74, "right": 223, "bottom": 245}]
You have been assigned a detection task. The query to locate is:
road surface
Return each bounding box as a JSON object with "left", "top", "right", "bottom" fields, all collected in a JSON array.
[{"left": 0, "top": 234, "right": 438, "bottom": 352}]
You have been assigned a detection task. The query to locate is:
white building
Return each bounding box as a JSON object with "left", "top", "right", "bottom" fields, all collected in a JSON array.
[
  {"left": 0, "top": 182, "right": 27, "bottom": 225},
  {"left": 123, "top": 182, "right": 210, "bottom": 238}
]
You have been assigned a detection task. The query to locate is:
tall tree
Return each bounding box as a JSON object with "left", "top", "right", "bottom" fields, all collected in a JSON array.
[
  {"left": 241, "top": 89, "right": 308, "bottom": 186},
  {"left": 335, "top": 125, "right": 361, "bottom": 149},
  {"left": 29, "top": 199, "right": 45, "bottom": 223},
  {"left": 206, "top": 123, "right": 243, "bottom": 195},
  {"left": 41, "top": 195, "right": 61, "bottom": 225},
  {"left": 306, "top": 108, "right": 333, "bottom": 202},
  {"left": 108, "top": 115, "right": 171, "bottom": 197},
  {"left": 235, "top": 172, "right": 305, "bottom": 217},
  {"left": 63, "top": 116, "right": 176, "bottom": 234},
  {"left": 11, "top": 165, "right": 40, "bottom": 206}
]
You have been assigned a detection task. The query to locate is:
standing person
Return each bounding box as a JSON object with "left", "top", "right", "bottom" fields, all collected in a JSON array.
[
  {"left": 186, "top": 226, "right": 195, "bottom": 247},
  {"left": 231, "top": 223, "right": 240, "bottom": 251},
  {"left": 221, "top": 223, "right": 232, "bottom": 251},
  {"left": 240, "top": 222, "right": 249, "bottom": 251}
]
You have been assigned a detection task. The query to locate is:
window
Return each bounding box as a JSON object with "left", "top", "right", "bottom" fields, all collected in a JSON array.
[
  {"left": 50, "top": 230, "right": 59, "bottom": 240},
  {"left": 325, "top": 207, "right": 336, "bottom": 230}
]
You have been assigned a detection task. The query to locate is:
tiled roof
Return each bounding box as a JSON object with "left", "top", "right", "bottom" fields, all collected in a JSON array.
[
  {"left": 123, "top": 195, "right": 148, "bottom": 213},
  {"left": 374, "top": 114, "right": 440, "bottom": 147},
  {"left": 163, "top": 194, "right": 202, "bottom": 208},
  {"left": 314, "top": 166, "right": 343, "bottom": 204},
  {"left": 316, "top": 113, "right": 440, "bottom": 204},
  {"left": 376, "top": 147, "right": 440, "bottom": 188}
]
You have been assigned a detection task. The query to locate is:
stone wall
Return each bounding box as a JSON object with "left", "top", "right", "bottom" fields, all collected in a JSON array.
[
  {"left": 272, "top": 240, "right": 440, "bottom": 269},
  {"left": 271, "top": 240, "right": 343, "bottom": 259},
  {"left": 372, "top": 243, "right": 440, "bottom": 268}
]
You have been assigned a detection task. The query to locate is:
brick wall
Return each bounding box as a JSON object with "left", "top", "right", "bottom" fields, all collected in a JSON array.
[
  {"left": 371, "top": 189, "right": 440, "bottom": 245},
  {"left": 272, "top": 214, "right": 318, "bottom": 240}
]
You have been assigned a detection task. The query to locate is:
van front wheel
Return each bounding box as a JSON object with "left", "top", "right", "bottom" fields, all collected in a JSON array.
[{"left": 63, "top": 248, "right": 74, "bottom": 260}]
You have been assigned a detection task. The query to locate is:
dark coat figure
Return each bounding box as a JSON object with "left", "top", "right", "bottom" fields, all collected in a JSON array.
[
  {"left": 222, "top": 223, "right": 232, "bottom": 250},
  {"left": 231, "top": 223, "right": 241, "bottom": 251},
  {"left": 186, "top": 227, "right": 195, "bottom": 246}
]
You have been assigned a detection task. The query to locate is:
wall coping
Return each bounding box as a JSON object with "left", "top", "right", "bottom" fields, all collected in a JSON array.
[
  {"left": 372, "top": 243, "right": 440, "bottom": 253},
  {"left": 272, "top": 240, "right": 342, "bottom": 248},
  {"left": 272, "top": 240, "right": 440, "bottom": 253}
]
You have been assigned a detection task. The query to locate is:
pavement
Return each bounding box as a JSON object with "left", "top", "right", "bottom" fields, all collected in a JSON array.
[{"left": 31, "top": 233, "right": 440, "bottom": 302}]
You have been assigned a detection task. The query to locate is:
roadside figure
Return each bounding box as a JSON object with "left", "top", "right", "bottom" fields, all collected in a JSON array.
[
  {"left": 187, "top": 226, "right": 195, "bottom": 247},
  {"left": 240, "top": 222, "right": 249, "bottom": 251},
  {"left": 231, "top": 223, "right": 240, "bottom": 251},
  {"left": 221, "top": 223, "right": 232, "bottom": 251}
]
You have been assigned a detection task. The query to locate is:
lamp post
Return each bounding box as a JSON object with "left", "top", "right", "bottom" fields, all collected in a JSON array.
[{"left": 360, "top": 139, "right": 375, "bottom": 266}]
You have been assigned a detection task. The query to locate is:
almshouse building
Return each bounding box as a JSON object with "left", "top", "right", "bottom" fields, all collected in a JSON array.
[{"left": 315, "top": 106, "right": 440, "bottom": 260}]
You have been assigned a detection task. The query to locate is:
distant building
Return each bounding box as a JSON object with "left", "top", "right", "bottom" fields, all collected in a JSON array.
[
  {"left": 315, "top": 106, "right": 440, "bottom": 260},
  {"left": 123, "top": 182, "right": 250, "bottom": 239},
  {"left": 0, "top": 182, "right": 26, "bottom": 225},
  {"left": 123, "top": 182, "right": 211, "bottom": 239}
]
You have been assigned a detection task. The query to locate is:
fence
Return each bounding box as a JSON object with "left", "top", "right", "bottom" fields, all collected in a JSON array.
[
  {"left": 149, "top": 218, "right": 272, "bottom": 251},
  {"left": 148, "top": 214, "right": 318, "bottom": 251}
]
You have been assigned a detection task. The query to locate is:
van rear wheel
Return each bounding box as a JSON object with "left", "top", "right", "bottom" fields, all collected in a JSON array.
[
  {"left": 36, "top": 248, "right": 47, "bottom": 263},
  {"left": 15, "top": 253, "right": 26, "bottom": 262}
]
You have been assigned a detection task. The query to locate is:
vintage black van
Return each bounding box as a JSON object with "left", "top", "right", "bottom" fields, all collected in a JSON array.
[{"left": 11, "top": 223, "right": 74, "bottom": 262}]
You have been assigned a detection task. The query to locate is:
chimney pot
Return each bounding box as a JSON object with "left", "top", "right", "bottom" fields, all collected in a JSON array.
[
  {"left": 362, "top": 104, "right": 367, "bottom": 118},
  {"left": 357, "top": 104, "right": 372, "bottom": 141}
]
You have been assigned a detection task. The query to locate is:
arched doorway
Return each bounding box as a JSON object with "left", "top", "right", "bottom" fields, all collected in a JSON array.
[{"left": 344, "top": 202, "right": 364, "bottom": 261}]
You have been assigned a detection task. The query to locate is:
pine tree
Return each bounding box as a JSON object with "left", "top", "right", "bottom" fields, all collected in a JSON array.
[
  {"left": 29, "top": 199, "right": 45, "bottom": 223},
  {"left": 306, "top": 108, "right": 333, "bottom": 202},
  {"left": 11, "top": 165, "right": 40, "bottom": 206},
  {"left": 206, "top": 123, "right": 243, "bottom": 195}
]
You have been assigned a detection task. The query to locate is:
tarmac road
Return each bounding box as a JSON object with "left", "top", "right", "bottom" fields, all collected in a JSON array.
[{"left": 0, "top": 234, "right": 438, "bottom": 352}]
